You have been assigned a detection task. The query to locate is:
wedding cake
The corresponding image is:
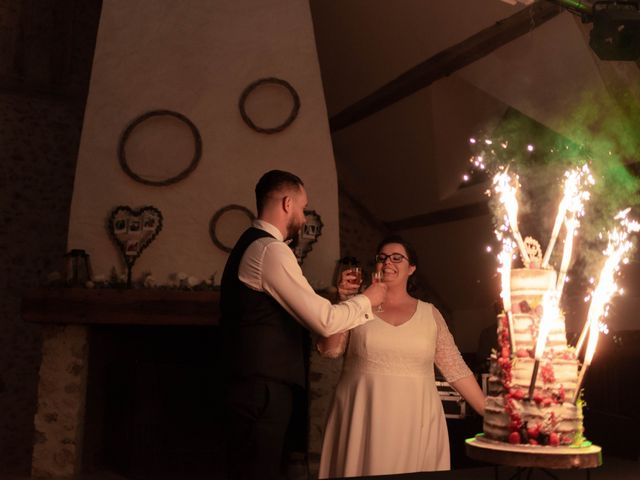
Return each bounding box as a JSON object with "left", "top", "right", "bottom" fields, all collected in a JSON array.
[
  {"left": 474, "top": 165, "right": 635, "bottom": 457},
  {"left": 483, "top": 267, "right": 584, "bottom": 446}
]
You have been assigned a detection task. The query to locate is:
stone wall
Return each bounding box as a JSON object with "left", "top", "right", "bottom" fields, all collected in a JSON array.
[
  {"left": 31, "top": 326, "right": 89, "bottom": 478},
  {"left": 0, "top": 92, "right": 88, "bottom": 473},
  {"left": 338, "top": 186, "right": 390, "bottom": 273},
  {"left": 0, "top": 1, "right": 100, "bottom": 473}
]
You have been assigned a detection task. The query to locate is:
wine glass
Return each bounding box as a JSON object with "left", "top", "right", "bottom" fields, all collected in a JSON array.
[
  {"left": 372, "top": 270, "right": 384, "bottom": 313},
  {"left": 340, "top": 265, "right": 362, "bottom": 299}
]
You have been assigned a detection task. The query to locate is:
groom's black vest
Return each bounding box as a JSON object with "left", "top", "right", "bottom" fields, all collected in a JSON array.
[{"left": 220, "top": 227, "right": 308, "bottom": 388}]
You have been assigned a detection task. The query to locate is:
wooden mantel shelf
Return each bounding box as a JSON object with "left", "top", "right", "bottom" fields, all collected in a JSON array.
[{"left": 21, "top": 288, "right": 220, "bottom": 326}]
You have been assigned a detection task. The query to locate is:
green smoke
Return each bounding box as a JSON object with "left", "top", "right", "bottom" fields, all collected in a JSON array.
[{"left": 471, "top": 92, "right": 640, "bottom": 282}]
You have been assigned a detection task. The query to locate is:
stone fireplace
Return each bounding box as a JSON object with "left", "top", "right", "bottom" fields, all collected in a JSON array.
[
  {"left": 48, "top": 3, "right": 344, "bottom": 471},
  {"left": 22, "top": 3, "right": 352, "bottom": 477},
  {"left": 22, "top": 288, "right": 223, "bottom": 478}
]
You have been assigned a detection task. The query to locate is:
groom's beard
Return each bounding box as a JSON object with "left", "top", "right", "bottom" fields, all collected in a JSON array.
[{"left": 286, "top": 217, "right": 303, "bottom": 242}]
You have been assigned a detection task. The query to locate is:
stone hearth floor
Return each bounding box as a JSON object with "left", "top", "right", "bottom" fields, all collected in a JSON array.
[{"left": 0, "top": 455, "right": 639, "bottom": 480}]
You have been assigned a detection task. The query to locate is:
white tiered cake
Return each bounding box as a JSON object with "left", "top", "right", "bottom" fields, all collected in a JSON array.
[
  {"left": 467, "top": 166, "right": 628, "bottom": 467},
  {"left": 483, "top": 268, "right": 584, "bottom": 446}
]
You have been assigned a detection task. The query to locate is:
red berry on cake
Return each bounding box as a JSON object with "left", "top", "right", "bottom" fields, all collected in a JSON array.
[
  {"left": 541, "top": 364, "right": 556, "bottom": 383},
  {"left": 511, "top": 388, "right": 525, "bottom": 400},
  {"left": 549, "top": 432, "right": 560, "bottom": 446},
  {"left": 508, "top": 431, "right": 521, "bottom": 444},
  {"left": 558, "top": 386, "right": 566, "bottom": 402}
]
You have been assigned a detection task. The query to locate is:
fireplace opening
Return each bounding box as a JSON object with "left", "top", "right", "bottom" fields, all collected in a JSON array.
[{"left": 82, "top": 325, "right": 228, "bottom": 479}]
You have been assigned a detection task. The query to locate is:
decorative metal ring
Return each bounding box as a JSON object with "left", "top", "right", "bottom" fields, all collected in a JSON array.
[
  {"left": 209, "top": 205, "right": 256, "bottom": 253},
  {"left": 118, "top": 109, "right": 202, "bottom": 186},
  {"left": 238, "top": 77, "right": 300, "bottom": 134}
]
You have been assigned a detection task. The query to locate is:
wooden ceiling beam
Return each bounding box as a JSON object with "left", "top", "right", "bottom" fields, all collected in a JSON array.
[
  {"left": 385, "top": 201, "right": 490, "bottom": 231},
  {"left": 329, "top": 1, "right": 564, "bottom": 133},
  {"left": 386, "top": 159, "right": 640, "bottom": 232}
]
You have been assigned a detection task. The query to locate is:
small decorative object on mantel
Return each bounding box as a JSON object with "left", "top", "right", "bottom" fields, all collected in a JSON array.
[
  {"left": 64, "top": 249, "right": 92, "bottom": 286},
  {"left": 108, "top": 205, "right": 163, "bottom": 288},
  {"left": 290, "top": 210, "right": 323, "bottom": 265},
  {"left": 209, "top": 204, "right": 256, "bottom": 253},
  {"left": 239, "top": 77, "right": 301, "bottom": 134},
  {"left": 83, "top": 269, "right": 218, "bottom": 291},
  {"left": 118, "top": 109, "right": 202, "bottom": 186}
]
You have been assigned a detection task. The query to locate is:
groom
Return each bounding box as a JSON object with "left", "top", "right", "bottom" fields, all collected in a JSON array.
[{"left": 220, "top": 169, "right": 386, "bottom": 479}]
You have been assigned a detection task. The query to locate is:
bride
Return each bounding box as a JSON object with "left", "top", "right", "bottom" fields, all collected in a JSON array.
[{"left": 317, "top": 235, "right": 485, "bottom": 478}]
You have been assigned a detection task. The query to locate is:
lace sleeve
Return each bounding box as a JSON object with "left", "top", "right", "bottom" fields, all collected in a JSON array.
[
  {"left": 432, "top": 304, "right": 473, "bottom": 383},
  {"left": 316, "top": 331, "right": 350, "bottom": 359}
]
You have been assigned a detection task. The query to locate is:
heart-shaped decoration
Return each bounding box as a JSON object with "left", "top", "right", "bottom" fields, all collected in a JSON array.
[
  {"left": 108, "top": 205, "right": 163, "bottom": 286},
  {"left": 290, "top": 209, "right": 323, "bottom": 265}
]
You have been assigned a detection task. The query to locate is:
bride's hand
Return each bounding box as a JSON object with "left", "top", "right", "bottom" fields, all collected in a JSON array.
[{"left": 338, "top": 268, "right": 362, "bottom": 301}]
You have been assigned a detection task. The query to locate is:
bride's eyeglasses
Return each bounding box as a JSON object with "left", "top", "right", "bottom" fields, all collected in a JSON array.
[{"left": 375, "top": 253, "right": 409, "bottom": 264}]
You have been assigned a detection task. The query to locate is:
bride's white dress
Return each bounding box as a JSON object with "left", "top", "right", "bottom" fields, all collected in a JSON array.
[{"left": 318, "top": 301, "right": 473, "bottom": 478}]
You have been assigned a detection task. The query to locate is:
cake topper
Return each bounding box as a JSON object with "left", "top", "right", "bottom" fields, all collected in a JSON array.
[{"left": 523, "top": 236, "right": 542, "bottom": 269}]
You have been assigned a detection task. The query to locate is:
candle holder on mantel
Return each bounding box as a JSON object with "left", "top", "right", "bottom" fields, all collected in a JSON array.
[
  {"left": 108, "top": 205, "right": 163, "bottom": 288},
  {"left": 64, "top": 249, "right": 92, "bottom": 286}
]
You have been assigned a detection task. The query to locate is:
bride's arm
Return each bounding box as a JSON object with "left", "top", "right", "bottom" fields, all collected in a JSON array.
[
  {"left": 316, "top": 331, "right": 350, "bottom": 358},
  {"left": 432, "top": 304, "right": 485, "bottom": 416},
  {"left": 450, "top": 375, "right": 485, "bottom": 416}
]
